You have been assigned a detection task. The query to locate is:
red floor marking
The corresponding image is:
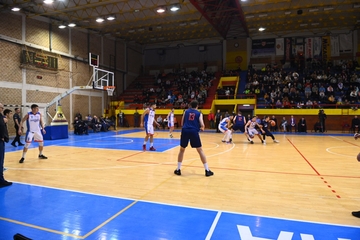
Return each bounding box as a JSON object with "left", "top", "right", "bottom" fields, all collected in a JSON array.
[{"left": 287, "top": 137, "right": 341, "bottom": 199}]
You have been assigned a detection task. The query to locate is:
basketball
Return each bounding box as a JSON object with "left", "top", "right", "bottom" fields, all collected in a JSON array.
[
  {"left": 270, "top": 120, "right": 276, "bottom": 127},
  {"left": 357, "top": 153, "right": 360, "bottom": 162}
]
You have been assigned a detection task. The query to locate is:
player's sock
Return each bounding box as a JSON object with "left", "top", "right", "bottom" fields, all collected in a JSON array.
[
  {"left": 150, "top": 142, "right": 153, "bottom": 147},
  {"left": 177, "top": 162, "right": 182, "bottom": 170},
  {"left": 22, "top": 152, "right": 26, "bottom": 158},
  {"left": 143, "top": 141, "right": 147, "bottom": 145},
  {"left": 39, "top": 151, "right": 43, "bottom": 155},
  {"left": 204, "top": 163, "right": 209, "bottom": 171}
]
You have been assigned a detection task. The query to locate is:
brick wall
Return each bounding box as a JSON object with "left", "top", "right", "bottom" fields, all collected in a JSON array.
[
  {"left": 52, "top": 26, "right": 69, "bottom": 54},
  {"left": 26, "top": 18, "right": 49, "bottom": 48},
  {"left": 71, "top": 30, "right": 88, "bottom": 59},
  {"left": 0, "top": 42, "right": 22, "bottom": 83},
  {"left": 0, "top": 13, "right": 22, "bottom": 39}
]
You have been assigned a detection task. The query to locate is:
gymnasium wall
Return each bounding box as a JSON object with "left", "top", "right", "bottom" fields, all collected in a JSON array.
[{"left": 0, "top": 12, "right": 142, "bottom": 133}]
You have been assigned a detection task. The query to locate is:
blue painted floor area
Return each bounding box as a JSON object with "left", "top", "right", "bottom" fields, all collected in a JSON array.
[
  {"left": 1, "top": 184, "right": 359, "bottom": 240},
  {"left": 2, "top": 129, "right": 359, "bottom": 239},
  {"left": 5, "top": 129, "right": 180, "bottom": 152}
]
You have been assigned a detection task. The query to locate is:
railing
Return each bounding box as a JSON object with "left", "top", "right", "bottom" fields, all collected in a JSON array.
[
  {"left": 256, "top": 103, "right": 359, "bottom": 109},
  {"left": 216, "top": 94, "right": 256, "bottom": 99}
]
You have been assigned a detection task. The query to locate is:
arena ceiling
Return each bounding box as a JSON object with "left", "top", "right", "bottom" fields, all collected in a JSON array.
[{"left": 0, "top": 0, "right": 359, "bottom": 47}]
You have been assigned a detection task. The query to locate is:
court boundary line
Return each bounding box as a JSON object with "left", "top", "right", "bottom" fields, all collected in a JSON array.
[
  {"left": 0, "top": 216, "right": 83, "bottom": 239},
  {"left": 9, "top": 182, "right": 360, "bottom": 229},
  {"left": 205, "top": 211, "right": 222, "bottom": 240},
  {"left": 287, "top": 137, "right": 341, "bottom": 199}
]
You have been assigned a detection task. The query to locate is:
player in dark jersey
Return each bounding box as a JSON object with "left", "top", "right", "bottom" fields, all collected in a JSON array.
[
  {"left": 261, "top": 116, "right": 280, "bottom": 144},
  {"left": 174, "top": 100, "right": 213, "bottom": 177},
  {"left": 232, "top": 111, "right": 249, "bottom": 142}
]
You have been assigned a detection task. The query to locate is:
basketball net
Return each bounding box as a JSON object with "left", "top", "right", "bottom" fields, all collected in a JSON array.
[{"left": 104, "top": 86, "right": 115, "bottom": 96}]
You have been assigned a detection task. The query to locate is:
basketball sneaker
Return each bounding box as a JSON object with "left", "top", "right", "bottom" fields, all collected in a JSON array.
[
  {"left": 174, "top": 169, "right": 181, "bottom": 175},
  {"left": 169, "top": 134, "right": 173, "bottom": 138},
  {"left": 352, "top": 211, "right": 360, "bottom": 218},
  {"left": 355, "top": 133, "right": 360, "bottom": 140},
  {"left": 250, "top": 140, "right": 254, "bottom": 144},
  {"left": 205, "top": 170, "right": 214, "bottom": 177},
  {"left": 19, "top": 158, "right": 25, "bottom": 163},
  {"left": 149, "top": 146, "right": 156, "bottom": 151},
  {"left": 273, "top": 140, "right": 280, "bottom": 143},
  {"left": 39, "top": 154, "right": 48, "bottom": 159},
  {"left": 142, "top": 144, "right": 146, "bottom": 151},
  {"left": 263, "top": 140, "right": 266, "bottom": 145}
]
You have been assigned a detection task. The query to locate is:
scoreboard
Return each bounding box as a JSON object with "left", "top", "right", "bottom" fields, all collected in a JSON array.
[{"left": 21, "top": 50, "right": 58, "bottom": 70}]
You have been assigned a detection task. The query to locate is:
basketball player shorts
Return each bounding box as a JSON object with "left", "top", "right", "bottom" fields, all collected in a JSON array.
[
  {"left": 180, "top": 129, "right": 201, "bottom": 148},
  {"left": 168, "top": 121, "right": 174, "bottom": 128},
  {"left": 219, "top": 124, "right": 229, "bottom": 133},
  {"left": 247, "top": 128, "right": 259, "bottom": 136},
  {"left": 233, "top": 125, "right": 245, "bottom": 132},
  {"left": 263, "top": 129, "right": 273, "bottom": 136},
  {"left": 25, "top": 131, "right": 43, "bottom": 142},
  {"left": 145, "top": 124, "right": 154, "bottom": 135}
]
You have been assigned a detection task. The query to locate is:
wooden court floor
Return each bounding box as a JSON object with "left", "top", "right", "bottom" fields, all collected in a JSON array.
[{"left": 3, "top": 129, "right": 360, "bottom": 229}]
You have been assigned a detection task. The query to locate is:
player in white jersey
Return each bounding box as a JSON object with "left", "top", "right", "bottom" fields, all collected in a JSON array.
[
  {"left": 18, "top": 104, "right": 47, "bottom": 163},
  {"left": 141, "top": 103, "right": 160, "bottom": 151},
  {"left": 218, "top": 115, "right": 234, "bottom": 144},
  {"left": 244, "top": 116, "right": 264, "bottom": 144},
  {"left": 166, "top": 108, "right": 175, "bottom": 138}
]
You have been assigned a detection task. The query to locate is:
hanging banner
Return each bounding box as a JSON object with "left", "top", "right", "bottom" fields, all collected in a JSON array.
[
  {"left": 339, "top": 33, "right": 353, "bottom": 53},
  {"left": 275, "top": 38, "right": 284, "bottom": 56},
  {"left": 251, "top": 39, "right": 275, "bottom": 57},
  {"left": 331, "top": 36, "right": 340, "bottom": 57},
  {"left": 305, "top": 38, "right": 313, "bottom": 59},
  {"left": 284, "top": 37, "right": 292, "bottom": 62},
  {"left": 313, "top": 37, "right": 322, "bottom": 60},
  {"left": 322, "top": 36, "right": 331, "bottom": 62}
]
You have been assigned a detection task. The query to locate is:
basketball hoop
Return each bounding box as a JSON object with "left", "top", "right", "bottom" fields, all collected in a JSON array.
[{"left": 104, "top": 86, "right": 116, "bottom": 96}]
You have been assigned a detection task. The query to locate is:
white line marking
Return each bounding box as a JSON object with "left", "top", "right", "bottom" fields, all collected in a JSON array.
[{"left": 205, "top": 211, "right": 222, "bottom": 240}]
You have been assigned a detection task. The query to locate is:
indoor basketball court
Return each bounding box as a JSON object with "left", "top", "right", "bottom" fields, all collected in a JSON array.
[{"left": 1, "top": 129, "right": 360, "bottom": 239}]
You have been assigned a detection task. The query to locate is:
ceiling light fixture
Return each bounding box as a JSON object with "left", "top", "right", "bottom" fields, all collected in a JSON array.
[
  {"left": 96, "top": 18, "right": 104, "bottom": 23},
  {"left": 354, "top": 4, "right": 360, "bottom": 8},
  {"left": 11, "top": 7, "right": 20, "bottom": 11},
  {"left": 259, "top": 14, "right": 268, "bottom": 17},
  {"left": 157, "top": 7, "right": 166, "bottom": 13},
  {"left": 179, "top": 23, "right": 187, "bottom": 26},
  {"left": 107, "top": 16, "right": 115, "bottom": 21},
  {"left": 43, "top": 0, "right": 54, "bottom": 4},
  {"left": 134, "top": 9, "right": 140, "bottom": 12},
  {"left": 285, "top": 11, "right": 291, "bottom": 15},
  {"left": 300, "top": 23, "right": 308, "bottom": 27},
  {"left": 170, "top": 5, "right": 180, "bottom": 12},
  {"left": 156, "top": 26, "right": 162, "bottom": 29},
  {"left": 128, "top": 29, "right": 135, "bottom": 33},
  {"left": 245, "top": 15, "right": 254, "bottom": 19},
  {"left": 324, "top": 7, "right": 334, "bottom": 11},
  {"left": 138, "top": 28, "right": 145, "bottom": 31},
  {"left": 190, "top": 21, "right": 198, "bottom": 25},
  {"left": 68, "top": 23, "right": 76, "bottom": 27},
  {"left": 311, "top": 22, "right": 319, "bottom": 26},
  {"left": 259, "top": 27, "right": 266, "bottom": 31},
  {"left": 309, "top": 8, "right": 319, "bottom": 12},
  {"left": 58, "top": 24, "right": 66, "bottom": 29}
]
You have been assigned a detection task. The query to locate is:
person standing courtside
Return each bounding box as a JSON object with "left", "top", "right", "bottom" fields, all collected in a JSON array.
[
  {"left": 352, "top": 133, "right": 360, "bottom": 218},
  {"left": 11, "top": 108, "right": 24, "bottom": 147},
  {"left": 141, "top": 103, "right": 160, "bottom": 151},
  {"left": 18, "top": 104, "right": 48, "bottom": 163},
  {"left": 207, "top": 110, "right": 215, "bottom": 129},
  {"left": 166, "top": 108, "right": 175, "bottom": 138},
  {"left": 215, "top": 109, "right": 222, "bottom": 133},
  {"left": 0, "top": 103, "right": 12, "bottom": 187},
  {"left": 174, "top": 100, "right": 213, "bottom": 177}
]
